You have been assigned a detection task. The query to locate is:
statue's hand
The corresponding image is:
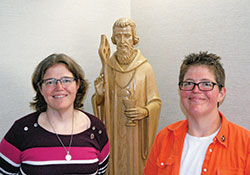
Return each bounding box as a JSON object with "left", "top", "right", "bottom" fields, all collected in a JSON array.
[
  {"left": 94, "top": 74, "right": 104, "bottom": 97},
  {"left": 124, "top": 106, "right": 149, "bottom": 121}
]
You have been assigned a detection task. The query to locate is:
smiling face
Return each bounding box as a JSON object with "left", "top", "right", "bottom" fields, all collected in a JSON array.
[
  {"left": 180, "top": 65, "right": 226, "bottom": 118},
  {"left": 39, "top": 63, "right": 79, "bottom": 112}
]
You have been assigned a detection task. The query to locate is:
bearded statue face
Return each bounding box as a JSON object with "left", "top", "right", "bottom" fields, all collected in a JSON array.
[{"left": 114, "top": 26, "right": 135, "bottom": 65}]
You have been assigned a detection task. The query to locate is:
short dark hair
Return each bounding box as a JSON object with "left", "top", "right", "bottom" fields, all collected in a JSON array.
[
  {"left": 179, "top": 51, "right": 225, "bottom": 90},
  {"left": 30, "top": 53, "right": 88, "bottom": 112}
]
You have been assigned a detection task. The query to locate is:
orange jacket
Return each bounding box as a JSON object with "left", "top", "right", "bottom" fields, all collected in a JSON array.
[{"left": 144, "top": 112, "right": 250, "bottom": 175}]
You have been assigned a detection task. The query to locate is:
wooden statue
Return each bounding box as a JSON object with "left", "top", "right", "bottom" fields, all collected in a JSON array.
[{"left": 92, "top": 18, "right": 162, "bottom": 175}]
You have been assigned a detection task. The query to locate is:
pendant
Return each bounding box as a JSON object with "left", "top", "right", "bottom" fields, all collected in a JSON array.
[{"left": 65, "top": 151, "right": 72, "bottom": 161}]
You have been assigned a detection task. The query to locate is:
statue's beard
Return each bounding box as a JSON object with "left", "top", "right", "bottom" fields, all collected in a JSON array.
[{"left": 116, "top": 44, "right": 135, "bottom": 65}]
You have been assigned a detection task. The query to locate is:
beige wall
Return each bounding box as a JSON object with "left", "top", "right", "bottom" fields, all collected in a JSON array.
[
  {"left": 132, "top": 0, "right": 250, "bottom": 131},
  {"left": 0, "top": 0, "right": 249, "bottom": 139},
  {"left": 0, "top": 0, "right": 130, "bottom": 138}
]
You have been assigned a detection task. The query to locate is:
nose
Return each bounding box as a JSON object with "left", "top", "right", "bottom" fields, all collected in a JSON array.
[
  {"left": 55, "top": 80, "right": 64, "bottom": 89},
  {"left": 192, "top": 83, "right": 201, "bottom": 92}
]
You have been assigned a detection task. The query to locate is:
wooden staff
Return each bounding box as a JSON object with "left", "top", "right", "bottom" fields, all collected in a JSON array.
[{"left": 98, "top": 34, "right": 113, "bottom": 174}]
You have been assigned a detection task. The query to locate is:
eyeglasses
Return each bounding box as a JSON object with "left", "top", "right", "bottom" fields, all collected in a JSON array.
[
  {"left": 40, "top": 77, "right": 76, "bottom": 88},
  {"left": 179, "top": 81, "right": 221, "bottom": 91}
]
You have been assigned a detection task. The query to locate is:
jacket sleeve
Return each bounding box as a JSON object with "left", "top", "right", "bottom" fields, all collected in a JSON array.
[
  {"left": 245, "top": 144, "right": 250, "bottom": 175},
  {"left": 144, "top": 132, "right": 161, "bottom": 175}
]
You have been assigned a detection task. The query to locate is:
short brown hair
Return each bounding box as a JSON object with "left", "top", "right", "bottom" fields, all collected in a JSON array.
[
  {"left": 30, "top": 53, "right": 88, "bottom": 112},
  {"left": 179, "top": 51, "right": 225, "bottom": 90}
]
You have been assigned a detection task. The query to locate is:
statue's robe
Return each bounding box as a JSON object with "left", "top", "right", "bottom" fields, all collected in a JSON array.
[{"left": 93, "top": 49, "right": 161, "bottom": 175}]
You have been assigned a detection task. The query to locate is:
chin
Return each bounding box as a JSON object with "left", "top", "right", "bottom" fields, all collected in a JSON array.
[
  {"left": 187, "top": 108, "right": 205, "bottom": 117},
  {"left": 51, "top": 104, "right": 73, "bottom": 111}
]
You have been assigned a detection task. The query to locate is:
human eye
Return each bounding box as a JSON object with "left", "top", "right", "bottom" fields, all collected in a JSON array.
[
  {"left": 44, "top": 79, "right": 55, "bottom": 86},
  {"left": 200, "top": 82, "right": 213, "bottom": 88},
  {"left": 183, "top": 81, "right": 194, "bottom": 87},
  {"left": 61, "top": 78, "right": 73, "bottom": 84}
]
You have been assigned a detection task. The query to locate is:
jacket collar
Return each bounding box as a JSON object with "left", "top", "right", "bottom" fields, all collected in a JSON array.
[
  {"left": 167, "top": 111, "right": 229, "bottom": 147},
  {"left": 215, "top": 111, "right": 228, "bottom": 147},
  {"left": 157, "top": 111, "right": 229, "bottom": 170}
]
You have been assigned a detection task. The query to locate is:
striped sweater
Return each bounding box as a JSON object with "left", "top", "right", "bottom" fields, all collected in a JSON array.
[{"left": 0, "top": 111, "right": 109, "bottom": 175}]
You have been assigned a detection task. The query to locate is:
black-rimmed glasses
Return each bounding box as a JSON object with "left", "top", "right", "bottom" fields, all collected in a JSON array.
[{"left": 179, "top": 81, "right": 221, "bottom": 91}]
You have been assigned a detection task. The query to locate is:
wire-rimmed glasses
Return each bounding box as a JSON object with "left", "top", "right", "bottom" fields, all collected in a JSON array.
[{"left": 40, "top": 77, "right": 76, "bottom": 88}]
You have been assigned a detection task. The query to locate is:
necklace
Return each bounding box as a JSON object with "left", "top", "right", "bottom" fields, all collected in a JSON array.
[{"left": 46, "top": 112, "right": 74, "bottom": 161}]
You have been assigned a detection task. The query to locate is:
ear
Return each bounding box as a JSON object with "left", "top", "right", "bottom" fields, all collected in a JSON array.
[{"left": 218, "top": 87, "right": 226, "bottom": 104}]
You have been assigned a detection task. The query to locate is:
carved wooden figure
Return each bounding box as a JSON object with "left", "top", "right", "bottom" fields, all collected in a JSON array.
[{"left": 92, "top": 18, "right": 161, "bottom": 175}]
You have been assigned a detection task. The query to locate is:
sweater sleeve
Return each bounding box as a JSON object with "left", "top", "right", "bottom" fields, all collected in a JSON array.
[
  {"left": 0, "top": 121, "right": 22, "bottom": 174},
  {"left": 95, "top": 117, "right": 110, "bottom": 175},
  {"left": 97, "top": 141, "right": 109, "bottom": 175}
]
